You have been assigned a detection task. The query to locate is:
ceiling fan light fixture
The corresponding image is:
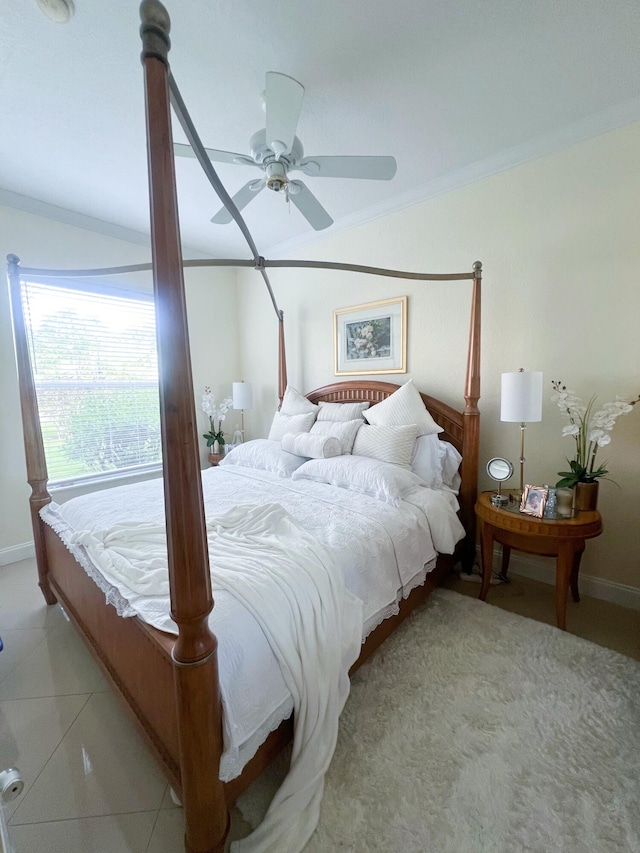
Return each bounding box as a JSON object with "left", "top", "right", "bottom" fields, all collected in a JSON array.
[{"left": 265, "top": 161, "right": 288, "bottom": 192}]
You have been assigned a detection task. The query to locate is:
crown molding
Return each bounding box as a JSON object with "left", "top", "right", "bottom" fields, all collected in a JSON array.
[
  {"left": 267, "top": 97, "right": 640, "bottom": 259},
  {"left": 2, "top": 97, "right": 638, "bottom": 264},
  {"left": 0, "top": 188, "right": 209, "bottom": 259}
]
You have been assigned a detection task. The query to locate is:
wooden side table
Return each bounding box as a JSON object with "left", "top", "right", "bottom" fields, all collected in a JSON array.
[{"left": 475, "top": 491, "right": 603, "bottom": 630}]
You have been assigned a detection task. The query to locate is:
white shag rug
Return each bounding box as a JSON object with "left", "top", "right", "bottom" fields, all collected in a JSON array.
[{"left": 236, "top": 589, "right": 640, "bottom": 853}]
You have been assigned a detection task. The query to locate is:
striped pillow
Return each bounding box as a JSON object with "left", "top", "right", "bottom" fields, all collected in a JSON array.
[
  {"left": 363, "top": 379, "right": 443, "bottom": 436},
  {"left": 317, "top": 401, "right": 370, "bottom": 422},
  {"left": 352, "top": 423, "right": 418, "bottom": 469}
]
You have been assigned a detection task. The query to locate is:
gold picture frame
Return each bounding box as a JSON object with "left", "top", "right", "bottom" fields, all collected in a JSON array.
[
  {"left": 520, "top": 485, "right": 548, "bottom": 518},
  {"left": 334, "top": 296, "right": 407, "bottom": 376}
]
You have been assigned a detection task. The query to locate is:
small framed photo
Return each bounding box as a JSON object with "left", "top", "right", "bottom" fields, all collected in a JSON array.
[
  {"left": 520, "top": 485, "right": 548, "bottom": 518},
  {"left": 334, "top": 296, "right": 407, "bottom": 376}
]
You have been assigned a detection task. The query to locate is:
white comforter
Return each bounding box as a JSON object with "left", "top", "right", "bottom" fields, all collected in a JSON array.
[{"left": 42, "top": 464, "right": 464, "bottom": 782}]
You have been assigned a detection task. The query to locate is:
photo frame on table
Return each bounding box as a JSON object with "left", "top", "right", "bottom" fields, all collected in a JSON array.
[
  {"left": 334, "top": 296, "right": 407, "bottom": 376},
  {"left": 520, "top": 485, "right": 548, "bottom": 517}
]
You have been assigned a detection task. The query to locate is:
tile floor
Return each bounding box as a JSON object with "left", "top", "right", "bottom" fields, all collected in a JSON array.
[
  {"left": 444, "top": 567, "right": 640, "bottom": 661},
  {"left": 0, "top": 558, "right": 250, "bottom": 853},
  {"left": 1, "top": 557, "right": 639, "bottom": 852}
]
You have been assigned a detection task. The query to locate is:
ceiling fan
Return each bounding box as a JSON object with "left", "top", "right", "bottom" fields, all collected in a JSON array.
[{"left": 174, "top": 72, "right": 397, "bottom": 231}]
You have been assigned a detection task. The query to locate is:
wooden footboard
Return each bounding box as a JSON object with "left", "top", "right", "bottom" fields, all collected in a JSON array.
[{"left": 44, "top": 527, "right": 182, "bottom": 786}]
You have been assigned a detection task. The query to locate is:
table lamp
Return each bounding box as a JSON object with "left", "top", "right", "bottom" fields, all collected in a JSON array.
[
  {"left": 232, "top": 381, "right": 253, "bottom": 442},
  {"left": 500, "top": 369, "right": 543, "bottom": 497}
]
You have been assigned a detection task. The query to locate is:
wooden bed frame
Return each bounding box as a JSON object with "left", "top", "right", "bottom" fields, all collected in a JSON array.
[{"left": 6, "top": 3, "right": 481, "bottom": 851}]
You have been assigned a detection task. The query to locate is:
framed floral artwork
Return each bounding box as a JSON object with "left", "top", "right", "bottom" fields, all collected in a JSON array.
[{"left": 334, "top": 296, "right": 407, "bottom": 376}]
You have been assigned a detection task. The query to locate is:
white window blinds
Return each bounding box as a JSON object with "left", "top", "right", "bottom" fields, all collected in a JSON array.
[{"left": 21, "top": 279, "right": 161, "bottom": 485}]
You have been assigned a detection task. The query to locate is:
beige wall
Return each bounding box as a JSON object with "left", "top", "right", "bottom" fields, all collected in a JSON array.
[
  {"left": 3, "top": 123, "right": 639, "bottom": 592},
  {"left": 238, "top": 122, "right": 640, "bottom": 591},
  {"left": 0, "top": 206, "right": 239, "bottom": 555}
]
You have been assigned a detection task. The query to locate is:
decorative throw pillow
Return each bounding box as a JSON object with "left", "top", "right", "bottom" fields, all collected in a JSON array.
[
  {"left": 363, "top": 379, "right": 443, "bottom": 436},
  {"left": 352, "top": 423, "right": 418, "bottom": 469},
  {"left": 281, "top": 432, "right": 342, "bottom": 459},
  {"left": 316, "top": 400, "right": 370, "bottom": 422},
  {"left": 310, "top": 419, "right": 363, "bottom": 454},
  {"left": 268, "top": 411, "right": 316, "bottom": 442},
  {"left": 280, "top": 385, "right": 318, "bottom": 416},
  {"left": 291, "top": 455, "right": 426, "bottom": 507},
  {"left": 219, "top": 439, "right": 307, "bottom": 477}
]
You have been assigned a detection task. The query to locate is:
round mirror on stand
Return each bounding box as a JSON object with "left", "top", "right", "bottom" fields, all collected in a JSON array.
[{"left": 486, "top": 457, "right": 514, "bottom": 507}]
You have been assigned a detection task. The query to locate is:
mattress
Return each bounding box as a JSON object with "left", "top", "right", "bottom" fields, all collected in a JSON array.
[{"left": 41, "top": 463, "right": 464, "bottom": 780}]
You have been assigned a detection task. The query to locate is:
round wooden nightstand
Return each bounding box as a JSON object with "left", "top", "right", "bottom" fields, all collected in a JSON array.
[{"left": 475, "top": 491, "right": 603, "bottom": 631}]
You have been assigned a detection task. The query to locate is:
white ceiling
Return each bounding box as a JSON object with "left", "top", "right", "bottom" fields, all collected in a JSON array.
[{"left": 1, "top": 1, "right": 639, "bottom": 260}]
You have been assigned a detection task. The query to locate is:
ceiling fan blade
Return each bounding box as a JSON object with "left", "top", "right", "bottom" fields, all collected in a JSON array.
[
  {"left": 297, "top": 155, "right": 397, "bottom": 180},
  {"left": 211, "top": 179, "right": 265, "bottom": 225},
  {"left": 288, "top": 181, "right": 333, "bottom": 231},
  {"left": 265, "top": 72, "right": 305, "bottom": 157},
  {"left": 173, "top": 142, "right": 257, "bottom": 169}
]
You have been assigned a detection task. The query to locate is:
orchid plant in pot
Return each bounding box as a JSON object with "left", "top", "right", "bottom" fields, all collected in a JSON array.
[
  {"left": 201, "top": 387, "right": 232, "bottom": 454},
  {"left": 551, "top": 380, "right": 639, "bottom": 510}
]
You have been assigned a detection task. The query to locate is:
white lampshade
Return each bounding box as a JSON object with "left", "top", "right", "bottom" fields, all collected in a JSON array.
[
  {"left": 232, "top": 381, "right": 253, "bottom": 411},
  {"left": 500, "top": 371, "right": 543, "bottom": 423}
]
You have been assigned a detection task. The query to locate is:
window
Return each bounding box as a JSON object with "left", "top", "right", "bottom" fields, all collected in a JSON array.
[{"left": 22, "top": 279, "right": 162, "bottom": 485}]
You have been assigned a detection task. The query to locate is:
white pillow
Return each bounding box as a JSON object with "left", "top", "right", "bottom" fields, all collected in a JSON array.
[
  {"left": 268, "top": 411, "right": 316, "bottom": 442},
  {"left": 317, "top": 401, "right": 370, "bottom": 422},
  {"left": 292, "top": 455, "right": 426, "bottom": 507},
  {"left": 310, "top": 419, "right": 363, "bottom": 454},
  {"left": 219, "top": 439, "right": 306, "bottom": 477},
  {"left": 281, "top": 386, "right": 318, "bottom": 416},
  {"left": 364, "top": 379, "right": 443, "bottom": 436},
  {"left": 281, "top": 432, "right": 342, "bottom": 459},
  {"left": 411, "top": 434, "right": 445, "bottom": 488},
  {"left": 352, "top": 423, "right": 418, "bottom": 469},
  {"left": 411, "top": 435, "right": 464, "bottom": 491},
  {"left": 440, "top": 441, "right": 463, "bottom": 491}
]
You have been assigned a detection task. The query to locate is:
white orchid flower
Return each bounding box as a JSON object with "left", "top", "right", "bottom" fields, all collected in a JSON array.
[
  {"left": 562, "top": 424, "right": 580, "bottom": 436},
  {"left": 552, "top": 379, "right": 639, "bottom": 483}
]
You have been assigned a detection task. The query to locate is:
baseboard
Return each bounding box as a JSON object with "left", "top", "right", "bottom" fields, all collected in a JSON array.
[
  {"left": 491, "top": 548, "right": 640, "bottom": 613},
  {"left": 0, "top": 541, "right": 35, "bottom": 567}
]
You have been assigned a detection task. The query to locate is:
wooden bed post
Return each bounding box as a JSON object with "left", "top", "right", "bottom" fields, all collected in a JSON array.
[
  {"left": 278, "top": 310, "right": 288, "bottom": 406},
  {"left": 6, "top": 254, "right": 56, "bottom": 605},
  {"left": 139, "top": 3, "right": 228, "bottom": 851},
  {"left": 459, "top": 260, "right": 482, "bottom": 570}
]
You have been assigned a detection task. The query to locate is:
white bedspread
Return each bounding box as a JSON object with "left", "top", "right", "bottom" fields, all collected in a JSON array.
[{"left": 41, "top": 464, "right": 464, "bottom": 781}]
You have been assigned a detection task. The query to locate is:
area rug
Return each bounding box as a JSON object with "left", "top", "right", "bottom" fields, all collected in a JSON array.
[{"left": 236, "top": 589, "right": 640, "bottom": 852}]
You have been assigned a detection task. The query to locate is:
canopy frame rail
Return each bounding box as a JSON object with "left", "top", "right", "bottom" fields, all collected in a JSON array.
[
  {"left": 12, "top": 254, "right": 481, "bottom": 422},
  {"left": 7, "top": 250, "right": 481, "bottom": 586}
]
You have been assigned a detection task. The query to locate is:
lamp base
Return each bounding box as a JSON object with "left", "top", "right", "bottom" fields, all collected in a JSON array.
[{"left": 491, "top": 493, "right": 509, "bottom": 508}]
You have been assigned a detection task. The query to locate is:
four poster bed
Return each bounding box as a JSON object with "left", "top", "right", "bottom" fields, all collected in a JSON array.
[{"left": 6, "top": 3, "right": 481, "bottom": 851}]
